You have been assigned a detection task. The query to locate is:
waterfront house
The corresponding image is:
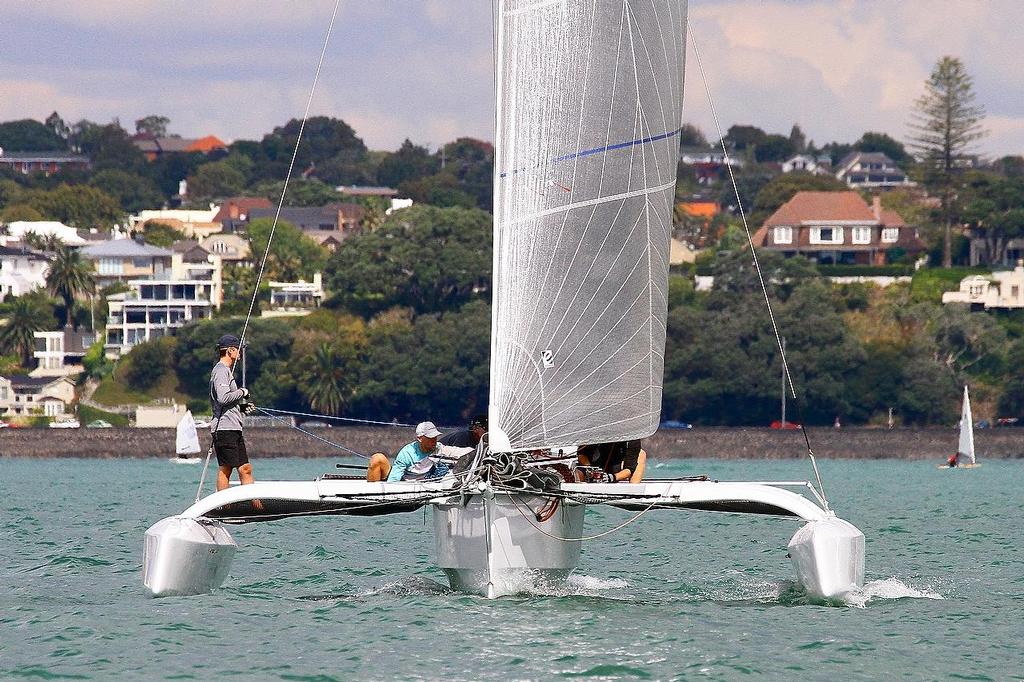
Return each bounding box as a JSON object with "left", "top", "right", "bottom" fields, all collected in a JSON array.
[
  {"left": 0, "top": 244, "right": 49, "bottom": 297},
  {"left": 753, "top": 191, "right": 924, "bottom": 265},
  {"left": 941, "top": 262, "right": 1024, "bottom": 310},
  {"left": 1, "top": 221, "right": 86, "bottom": 247},
  {"left": 0, "top": 374, "right": 75, "bottom": 417},
  {"left": 263, "top": 273, "right": 324, "bottom": 317},
  {"left": 132, "top": 135, "right": 227, "bottom": 161},
  {"left": 834, "top": 152, "right": 913, "bottom": 189},
  {"left": 80, "top": 239, "right": 173, "bottom": 289},
  {"left": 246, "top": 203, "right": 365, "bottom": 235},
  {"left": 213, "top": 197, "right": 273, "bottom": 233},
  {"left": 781, "top": 154, "right": 833, "bottom": 175},
  {"left": 104, "top": 276, "right": 215, "bottom": 358},
  {"left": 130, "top": 207, "right": 222, "bottom": 240},
  {"left": 32, "top": 326, "right": 97, "bottom": 377},
  {"left": 200, "top": 233, "right": 251, "bottom": 266},
  {"left": 0, "top": 149, "right": 89, "bottom": 176}
]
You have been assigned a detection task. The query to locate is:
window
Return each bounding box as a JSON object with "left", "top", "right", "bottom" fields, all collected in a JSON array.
[
  {"left": 212, "top": 240, "right": 226, "bottom": 254},
  {"left": 0, "top": 386, "right": 7, "bottom": 400},
  {"left": 810, "top": 226, "right": 843, "bottom": 244},
  {"left": 98, "top": 258, "right": 122, "bottom": 275},
  {"left": 773, "top": 226, "right": 793, "bottom": 244},
  {"left": 881, "top": 227, "right": 899, "bottom": 243},
  {"left": 852, "top": 226, "right": 871, "bottom": 244}
]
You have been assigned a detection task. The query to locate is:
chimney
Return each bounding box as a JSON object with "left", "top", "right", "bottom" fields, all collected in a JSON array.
[{"left": 872, "top": 196, "right": 882, "bottom": 222}]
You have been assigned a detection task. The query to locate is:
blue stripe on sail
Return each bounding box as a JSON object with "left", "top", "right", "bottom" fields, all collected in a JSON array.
[{"left": 499, "top": 127, "right": 682, "bottom": 178}]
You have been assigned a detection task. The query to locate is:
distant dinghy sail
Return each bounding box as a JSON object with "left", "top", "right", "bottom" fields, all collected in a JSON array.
[
  {"left": 176, "top": 411, "right": 202, "bottom": 456},
  {"left": 957, "top": 385, "right": 975, "bottom": 466},
  {"left": 489, "top": 0, "right": 686, "bottom": 451}
]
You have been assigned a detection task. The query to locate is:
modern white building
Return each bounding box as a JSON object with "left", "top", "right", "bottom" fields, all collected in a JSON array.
[
  {"left": 32, "top": 326, "right": 97, "bottom": 377},
  {"left": 0, "top": 244, "right": 49, "bottom": 297},
  {"left": 263, "top": 273, "right": 324, "bottom": 318},
  {"left": 104, "top": 278, "right": 215, "bottom": 358},
  {"left": 942, "top": 262, "right": 1024, "bottom": 310}
]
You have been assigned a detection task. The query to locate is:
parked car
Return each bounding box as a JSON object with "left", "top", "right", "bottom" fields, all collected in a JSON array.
[
  {"left": 770, "top": 420, "right": 801, "bottom": 430},
  {"left": 996, "top": 417, "right": 1019, "bottom": 427},
  {"left": 86, "top": 419, "right": 113, "bottom": 428},
  {"left": 302, "top": 420, "right": 332, "bottom": 428},
  {"left": 49, "top": 419, "right": 81, "bottom": 429},
  {"left": 660, "top": 420, "right": 693, "bottom": 429},
  {"left": 0, "top": 420, "right": 9, "bottom": 429}
]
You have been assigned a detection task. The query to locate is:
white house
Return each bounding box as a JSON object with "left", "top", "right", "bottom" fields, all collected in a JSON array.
[
  {"left": 0, "top": 374, "right": 76, "bottom": 417},
  {"left": 781, "top": 154, "right": 832, "bottom": 175},
  {"left": 104, "top": 277, "right": 215, "bottom": 358},
  {"left": 32, "top": 326, "right": 98, "bottom": 377},
  {"left": 941, "top": 262, "right": 1024, "bottom": 310},
  {"left": 2, "top": 221, "right": 86, "bottom": 247},
  {"left": 834, "top": 152, "right": 914, "bottom": 189},
  {"left": 263, "top": 273, "right": 324, "bottom": 318},
  {"left": 130, "top": 207, "right": 222, "bottom": 240},
  {"left": 0, "top": 244, "right": 49, "bottom": 297}
]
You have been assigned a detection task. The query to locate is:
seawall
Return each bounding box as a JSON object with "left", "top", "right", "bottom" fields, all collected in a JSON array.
[{"left": 1, "top": 426, "right": 1022, "bottom": 459}]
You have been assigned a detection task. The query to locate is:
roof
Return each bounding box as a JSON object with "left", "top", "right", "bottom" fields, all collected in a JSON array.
[
  {"left": 336, "top": 185, "right": 398, "bottom": 197},
  {"left": 132, "top": 136, "right": 226, "bottom": 154},
  {"left": 0, "top": 245, "right": 48, "bottom": 260},
  {"left": 80, "top": 239, "right": 173, "bottom": 258},
  {"left": 0, "top": 152, "right": 89, "bottom": 163},
  {"left": 0, "top": 374, "right": 71, "bottom": 388},
  {"left": 763, "top": 192, "right": 878, "bottom": 226},
  {"left": 213, "top": 197, "right": 273, "bottom": 223}
]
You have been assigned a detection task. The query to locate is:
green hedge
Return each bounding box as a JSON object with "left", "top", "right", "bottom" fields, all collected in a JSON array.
[
  {"left": 77, "top": 404, "right": 130, "bottom": 427},
  {"left": 911, "top": 267, "right": 992, "bottom": 303}
]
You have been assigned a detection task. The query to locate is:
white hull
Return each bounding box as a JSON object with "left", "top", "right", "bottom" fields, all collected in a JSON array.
[
  {"left": 433, "top": 491, "right": 584, "bottom": 598},
  {"left": 143, "top": 516, "right": 236, "bottom": 597}
]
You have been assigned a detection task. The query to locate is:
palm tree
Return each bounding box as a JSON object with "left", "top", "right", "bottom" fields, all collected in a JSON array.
[
  {"left": 46, "top": 245, "right": 96, "bottom": 326},
  {"left": 305, "top": 342, "right": 346, "bottom": 416},
  {"left": 0, "top": 295, "right": 52, "bottom": 366}
]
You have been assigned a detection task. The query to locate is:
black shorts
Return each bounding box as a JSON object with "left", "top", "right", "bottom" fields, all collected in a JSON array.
[
  {"left": 214, "top": 430, "right": 249, "bottom": 468},
  {"left": 611, "top": 440, "right": 642, "bottom": 473}
]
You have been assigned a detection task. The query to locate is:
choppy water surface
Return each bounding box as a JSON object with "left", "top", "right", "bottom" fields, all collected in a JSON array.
[{"left": 1, "top": 457, "right": 1021, "bottom": 680}]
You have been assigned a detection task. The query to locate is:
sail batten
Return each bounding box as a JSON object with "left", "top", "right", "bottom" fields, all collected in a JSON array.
[{"left": 490, "top": 0, "right": 687, "bottom": 450}]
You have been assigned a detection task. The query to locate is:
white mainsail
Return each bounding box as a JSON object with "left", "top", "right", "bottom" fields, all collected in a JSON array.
[
  {"left": 957, "top": 385, "right": 975, "bottom": 465},
  {"left": 489, "top": 0, "right": 687, "bottom": 451}
]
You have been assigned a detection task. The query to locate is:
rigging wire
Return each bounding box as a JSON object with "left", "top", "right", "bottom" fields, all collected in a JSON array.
[
  {"left": 238, "top": 0, "right": 342, "bottom": 346},
  {"left": 686, "top": 20, "right": 830, "bottom": 511},
  {"left": 253, "top": 406, "right": 369, "bottom": 459},
  {"left": 258, "top": 407, "right": 416, "bottom": 429},
  {"left": 506, "top": 491, "right": 661, "bottom": 541}
]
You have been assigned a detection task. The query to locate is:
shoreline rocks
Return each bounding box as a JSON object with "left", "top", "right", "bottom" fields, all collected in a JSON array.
[{"left": 1, "top": 426, "right": 1021, "bottom": 459}]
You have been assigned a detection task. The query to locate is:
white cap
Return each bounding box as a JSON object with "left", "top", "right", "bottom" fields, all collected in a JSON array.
[{"left": 415, "top": 421, "right": 442, "bottom": 438}]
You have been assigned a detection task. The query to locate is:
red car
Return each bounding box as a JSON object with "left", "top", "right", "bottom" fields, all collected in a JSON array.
[{"left": 769, "top": 420, "right": 801, "bottom": 430}]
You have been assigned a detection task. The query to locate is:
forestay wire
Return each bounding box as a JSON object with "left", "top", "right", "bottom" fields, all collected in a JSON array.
[
  {"left": 238, "top": 0, "right": 342, "bottom": 346},
  {"left": 686, "top": 20, "right": 830, "bottom": 511}
]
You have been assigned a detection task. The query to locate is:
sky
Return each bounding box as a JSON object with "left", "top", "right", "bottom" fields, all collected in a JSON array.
[{"left": 2, "top": 1, "right": 1022, "bottom": 159}]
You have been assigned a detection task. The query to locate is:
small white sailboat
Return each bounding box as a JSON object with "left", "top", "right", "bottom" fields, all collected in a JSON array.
[
  {"left": 143, "top": 0, "right": 864, "bottom": 601},
  {"left": 170, "top": 411, "right": 203, "bottom": 464},
  {"left": 941, "top": 386, "right": 979, "bottom": 469}
]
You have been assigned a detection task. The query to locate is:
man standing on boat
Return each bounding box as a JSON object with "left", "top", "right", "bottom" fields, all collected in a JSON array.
[{"left": 210, "top": 334, "right": 256, "bottom": 491}]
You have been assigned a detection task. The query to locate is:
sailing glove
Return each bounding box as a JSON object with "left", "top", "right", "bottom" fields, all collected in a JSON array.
[
  {"left": 241, "top": 401, "right": 257, "bottom": 415},
  {"left": 240, "top": 388, "right": 250, "bottom": 399},
  {"left": 602, "top": 472, "right": 616, "bottom": 483}
]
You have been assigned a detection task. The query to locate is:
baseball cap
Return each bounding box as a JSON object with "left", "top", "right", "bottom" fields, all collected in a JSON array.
[
  {"left": 216, "top": 334, "right": 241, "bottom": 349},
  {"left": 415, "top": 421, "right": 442, "bottom": 438},
  {"left": 469, "top": 414, "right": 488, "bottom": 429}
]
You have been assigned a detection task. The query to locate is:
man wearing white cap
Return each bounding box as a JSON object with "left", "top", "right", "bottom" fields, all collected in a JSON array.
[{"left": 366, "top": 421, "right": 469, "bottom": 482}]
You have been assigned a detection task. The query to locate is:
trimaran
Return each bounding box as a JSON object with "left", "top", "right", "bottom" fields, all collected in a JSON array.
[{"left": 144, "top": 0, "right": 864, "bottom": 601}]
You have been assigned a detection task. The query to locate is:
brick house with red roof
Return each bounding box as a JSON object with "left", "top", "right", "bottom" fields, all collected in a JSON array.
[{"left": 753, "top": 191, "right": 924, "bottom": 265}]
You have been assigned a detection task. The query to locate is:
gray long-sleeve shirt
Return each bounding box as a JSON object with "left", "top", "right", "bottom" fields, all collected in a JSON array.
[{"left": 210, "top": 362, "right": 246, "bottom": 432}]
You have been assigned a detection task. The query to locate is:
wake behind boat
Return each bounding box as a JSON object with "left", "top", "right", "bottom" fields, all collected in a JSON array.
[{"left": 143, "top": 0, "right": 864, "bottom": 602}]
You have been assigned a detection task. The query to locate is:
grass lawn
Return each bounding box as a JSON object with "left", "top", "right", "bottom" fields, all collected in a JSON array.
[{"left": 77, "top": 404, "right": 130, "bottom": 427}]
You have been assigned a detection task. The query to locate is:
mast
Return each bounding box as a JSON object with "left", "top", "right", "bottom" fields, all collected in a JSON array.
[{"left": 780, "top": 336, "right": 786, "bottom": 426}]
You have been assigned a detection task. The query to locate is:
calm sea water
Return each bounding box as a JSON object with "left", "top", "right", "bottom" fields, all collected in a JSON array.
[{"left": 1, "top": 456, "right": 1021, "bottom": 681}]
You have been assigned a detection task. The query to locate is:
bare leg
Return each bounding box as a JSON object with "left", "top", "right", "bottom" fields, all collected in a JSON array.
[
  {"left": 629, "top": 449, "right": 647, "bottom": 483},
  {"left": 366, "top": 453, "right": 391, "bottom": 482},
  {"left": 217, "top": 465, "right": 233, "bottom": 491},
  {"left": 575, "top": 453, "right": 592, "bottom": 482},
  {"left": 238, "top": 462, "right": 255, "bottom": 485}
]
